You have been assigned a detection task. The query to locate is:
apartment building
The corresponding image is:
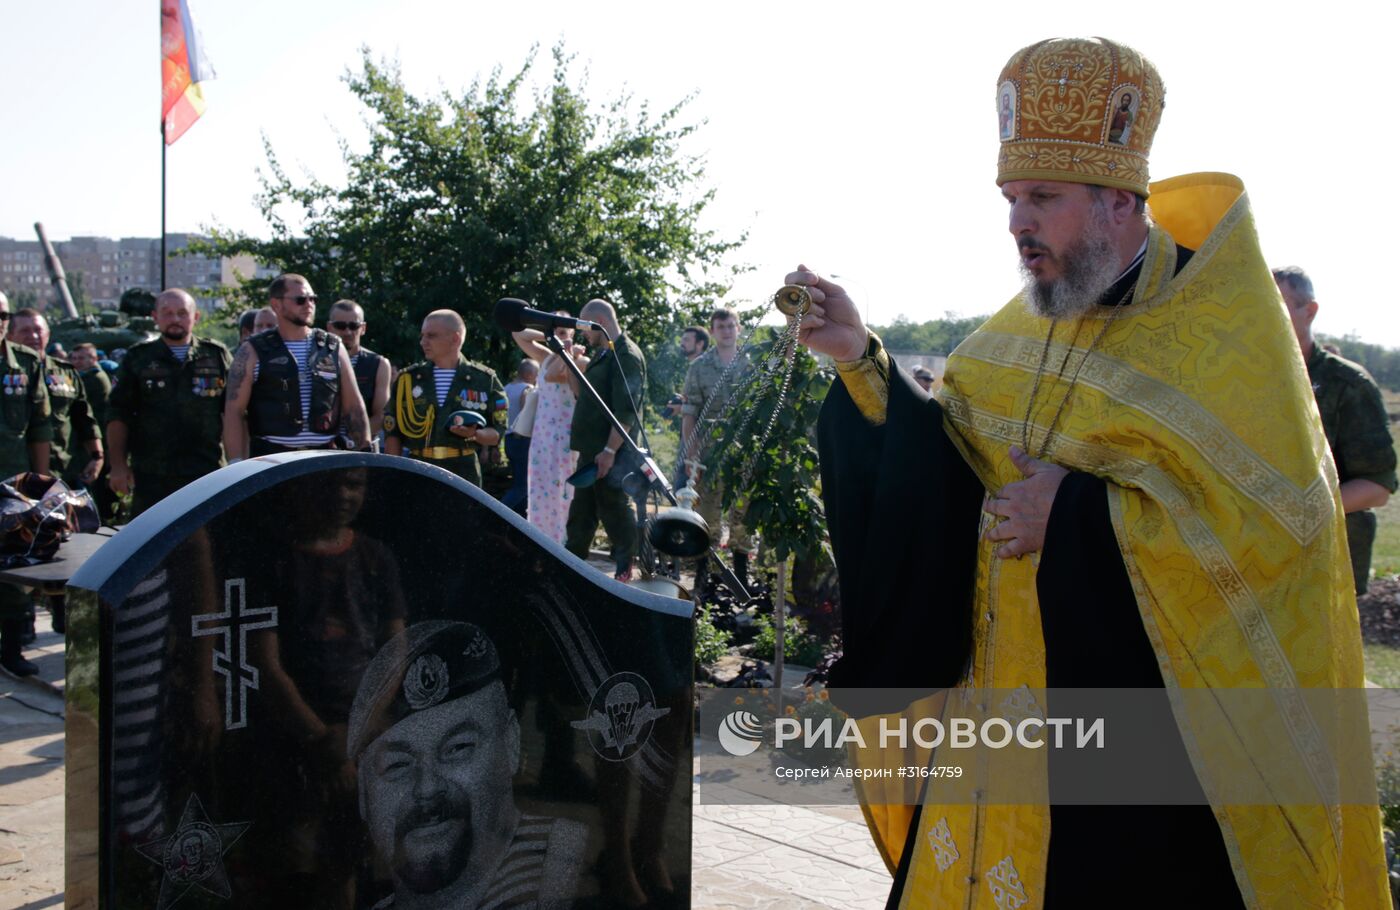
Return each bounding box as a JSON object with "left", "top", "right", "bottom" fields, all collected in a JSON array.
[{"left": 0, "top": 234, "right": 272, "bottom": 312}]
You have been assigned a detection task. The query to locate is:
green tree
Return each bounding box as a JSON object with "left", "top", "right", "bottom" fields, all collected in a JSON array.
[
  {"left": 194, "top": 44, "right": 746, "bottom": 382},
  {"left": 1318, "top": 333, "right": 1400, "bottom": 392},
  {"left": 6, "top": 288, "right": 41, "bottom": 312},
  {"left": 713, "top": 333, "right": 831, "bottom": 565},
  {"left": 712, "top": 332, "right": 832, "bottom": 685},
  {"left": 65, "top": 270, "right": 91, "bottom": 315},
  {"left": 873, "top": 312, "right": 989, "bottom": 356}
]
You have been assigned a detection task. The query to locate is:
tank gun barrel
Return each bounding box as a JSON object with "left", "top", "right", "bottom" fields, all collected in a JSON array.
[{"left": 33, "top": 222, "right": 79, "bottom": 319}]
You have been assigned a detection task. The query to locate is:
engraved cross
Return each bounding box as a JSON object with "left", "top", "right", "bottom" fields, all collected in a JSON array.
[{"left": 191, "top": 578, "right": 279, "bottom": 731}]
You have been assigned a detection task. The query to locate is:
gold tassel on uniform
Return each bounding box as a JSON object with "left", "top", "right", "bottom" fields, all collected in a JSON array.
[{"left": 394, "top": 378, "right": 435, "bottom": 442}]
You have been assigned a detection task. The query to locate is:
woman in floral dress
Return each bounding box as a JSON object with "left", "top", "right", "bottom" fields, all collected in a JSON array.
[{"left": 514, "top": 318, "right": 588, "bottom": 544}]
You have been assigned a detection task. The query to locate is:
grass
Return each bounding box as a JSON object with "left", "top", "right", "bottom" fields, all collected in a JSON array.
[
  {"left": 1366, "top": 644, "right": 1400, "bottom": 689},
  {"left": 1372, "top": 390, "right": 1400, "bottom": 576},
  {"left": 1360, "top": 389, "right": 1398, "bottom": 686}
]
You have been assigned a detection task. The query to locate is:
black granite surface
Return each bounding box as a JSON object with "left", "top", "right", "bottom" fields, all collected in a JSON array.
[{"left": 66, "top": 452, "right": 693, "bottom": 910}]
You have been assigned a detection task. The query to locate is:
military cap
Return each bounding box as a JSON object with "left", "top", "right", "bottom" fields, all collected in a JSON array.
[
  {"left": 446, "top": 409, "right": 488, "bottom": 429},
  {"left": 347, "top": 621, "right": 502, "bottom": 761}
]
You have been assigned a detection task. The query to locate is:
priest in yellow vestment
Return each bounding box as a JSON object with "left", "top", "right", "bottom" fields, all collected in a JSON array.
[{"left": 792, "top": 37, "right": 1388, "bottom": 909}]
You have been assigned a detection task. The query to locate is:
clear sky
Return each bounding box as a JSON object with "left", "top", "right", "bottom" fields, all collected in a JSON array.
[{"left": 4, "top": 1, "right": 1396, "bottom": 344}]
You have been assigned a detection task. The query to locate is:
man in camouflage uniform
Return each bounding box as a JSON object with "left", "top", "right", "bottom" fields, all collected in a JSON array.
[
  {"left": 70, "top": 344, "right": 111, "bottom": 423},
  {"left": 108, "top": 289, "right": 232, "bottom": 517},
  {"left": 9, "top": 311, "right": 103, "bottom": 492},
  {"left": 8, "top": 312, "right": 102, "bottom": 638},
  {"left": 0, "top": 292, "right": 52, "bottom": 676},
  {"left": 565, "top": 299, "right": 647, "bottom": 581},
  {"left": 385, "top": 309, "right": 505, "bottom": 487},
  {"left": 1277, "top": 267, "right": 1398, "bottom": 594},
  {"left": 681, "top": 306, "right": 754, "bottom": 588},
  {"left": 68, "top": 343, "right": 116, "bottom": 523}
]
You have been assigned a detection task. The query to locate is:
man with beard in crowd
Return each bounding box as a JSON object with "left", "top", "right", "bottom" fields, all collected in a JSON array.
[
  {"left": 223, "top": 274, "right": 370, "bottom": 457},
  {"left": 107, "top": 289, "right": 231, "bottom": 516}
]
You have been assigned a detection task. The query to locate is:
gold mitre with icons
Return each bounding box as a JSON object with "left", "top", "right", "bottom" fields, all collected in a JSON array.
[{"left": 995, "top": 37, "right": 1164, "bottom": 196}]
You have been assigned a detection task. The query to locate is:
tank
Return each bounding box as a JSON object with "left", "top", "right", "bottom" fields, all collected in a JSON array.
[{"left": 48, "top": 288, "right": 159, "bottom": 357}]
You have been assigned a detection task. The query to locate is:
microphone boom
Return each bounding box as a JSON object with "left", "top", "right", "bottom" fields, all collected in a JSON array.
[{"left": 494, "top": 298, "right": 601, "bottom": 333}]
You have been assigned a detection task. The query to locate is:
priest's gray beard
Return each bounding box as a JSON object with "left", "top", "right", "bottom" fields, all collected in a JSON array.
[{"left": 1020, "top": 199, "right": 1122, "bottom": 319}]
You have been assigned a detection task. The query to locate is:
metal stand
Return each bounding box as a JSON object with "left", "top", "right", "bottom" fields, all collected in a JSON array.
[{"left": 543, "top": 334, "right": 751, "bottom": 602}]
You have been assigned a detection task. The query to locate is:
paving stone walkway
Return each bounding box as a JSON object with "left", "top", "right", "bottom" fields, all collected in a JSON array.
[
  {"left": 10, "top": 575, "right": 1400, "bottom": 910},
  {"left": 0, "top": 606, "right": 891, "bottom": 910},
  {"left": 693, "top": 797, "right": 889, "bottom": 909},
  {"left": 0, "top": 625, "right": 66, "bottom": 910}
]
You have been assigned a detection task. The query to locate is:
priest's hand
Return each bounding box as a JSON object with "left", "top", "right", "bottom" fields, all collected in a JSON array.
[
  {"left": 983, "top": 446, "right": 1069, "bottom": 559},
  {"left": 784, "top": 265, "right": 868, "bottom": 363}
]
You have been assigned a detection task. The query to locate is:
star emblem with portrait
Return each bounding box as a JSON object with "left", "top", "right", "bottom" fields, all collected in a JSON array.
[{"left": 134, "top": 793, "right": 251, "bottom": 910}]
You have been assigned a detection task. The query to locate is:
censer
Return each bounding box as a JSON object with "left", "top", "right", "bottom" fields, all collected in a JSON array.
[{"left": 650, "top": 284, "right": 814, "bottom": 566}]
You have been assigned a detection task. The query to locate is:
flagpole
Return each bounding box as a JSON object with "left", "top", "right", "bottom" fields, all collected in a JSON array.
[
  {"left": 160, "top": 122, "right": 167, "bottom": 291},
  {"left": 159, "top": 0, "right": 166, "bottom": 291}
]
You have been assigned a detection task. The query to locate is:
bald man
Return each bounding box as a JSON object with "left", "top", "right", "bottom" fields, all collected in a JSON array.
[
  {"left": 107, "top": 288, "right": 232, "bottom": 516},
  {"left": 253, "top": 306, "right": 278, "bottom": 336},
  {"left": 565, "top": 299, "right": 647, "bottom": 580},
  {"left": 385, "top": 309, "right": 507, "bottom": 487}
]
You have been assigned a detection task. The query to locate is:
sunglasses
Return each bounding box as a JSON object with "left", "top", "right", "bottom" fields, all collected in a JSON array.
[
  {"left": 0, "top": 313, "right": 11, "bottom": 322},
  {"left": 275, "top": 294, "right": 318, "bottom": 305},
  {"left": 329, "top": 320, "right": 363, "bottom": 331}
]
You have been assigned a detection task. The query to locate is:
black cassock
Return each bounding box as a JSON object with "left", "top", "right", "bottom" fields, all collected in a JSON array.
[{"left": 817, "top": 293, "right": 1244, "bottom": 908}]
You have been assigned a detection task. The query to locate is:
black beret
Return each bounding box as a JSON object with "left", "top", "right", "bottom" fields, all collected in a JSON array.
[{"left": 347, "top": 621, "right": 501, "bottom": 761}]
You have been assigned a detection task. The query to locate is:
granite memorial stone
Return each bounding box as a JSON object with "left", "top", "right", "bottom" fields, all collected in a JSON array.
[{"left": 65, "top": 452, "right": 693, "bottom": 909}]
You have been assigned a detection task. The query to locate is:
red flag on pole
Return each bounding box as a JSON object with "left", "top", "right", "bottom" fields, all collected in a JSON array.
[{"left": 161, "top": 0, "right": 215, "bottom": 145}]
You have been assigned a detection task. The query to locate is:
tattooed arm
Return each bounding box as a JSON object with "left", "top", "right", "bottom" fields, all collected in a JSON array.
[
  {"left": 370, "top": 357, "right": 391, "bottom": 435},
  {"left": 338, "top": 344, "right": 371, "bottom": 450},
  {"left": 222, "top": 342, "right": 256, "bottom": 460}
]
